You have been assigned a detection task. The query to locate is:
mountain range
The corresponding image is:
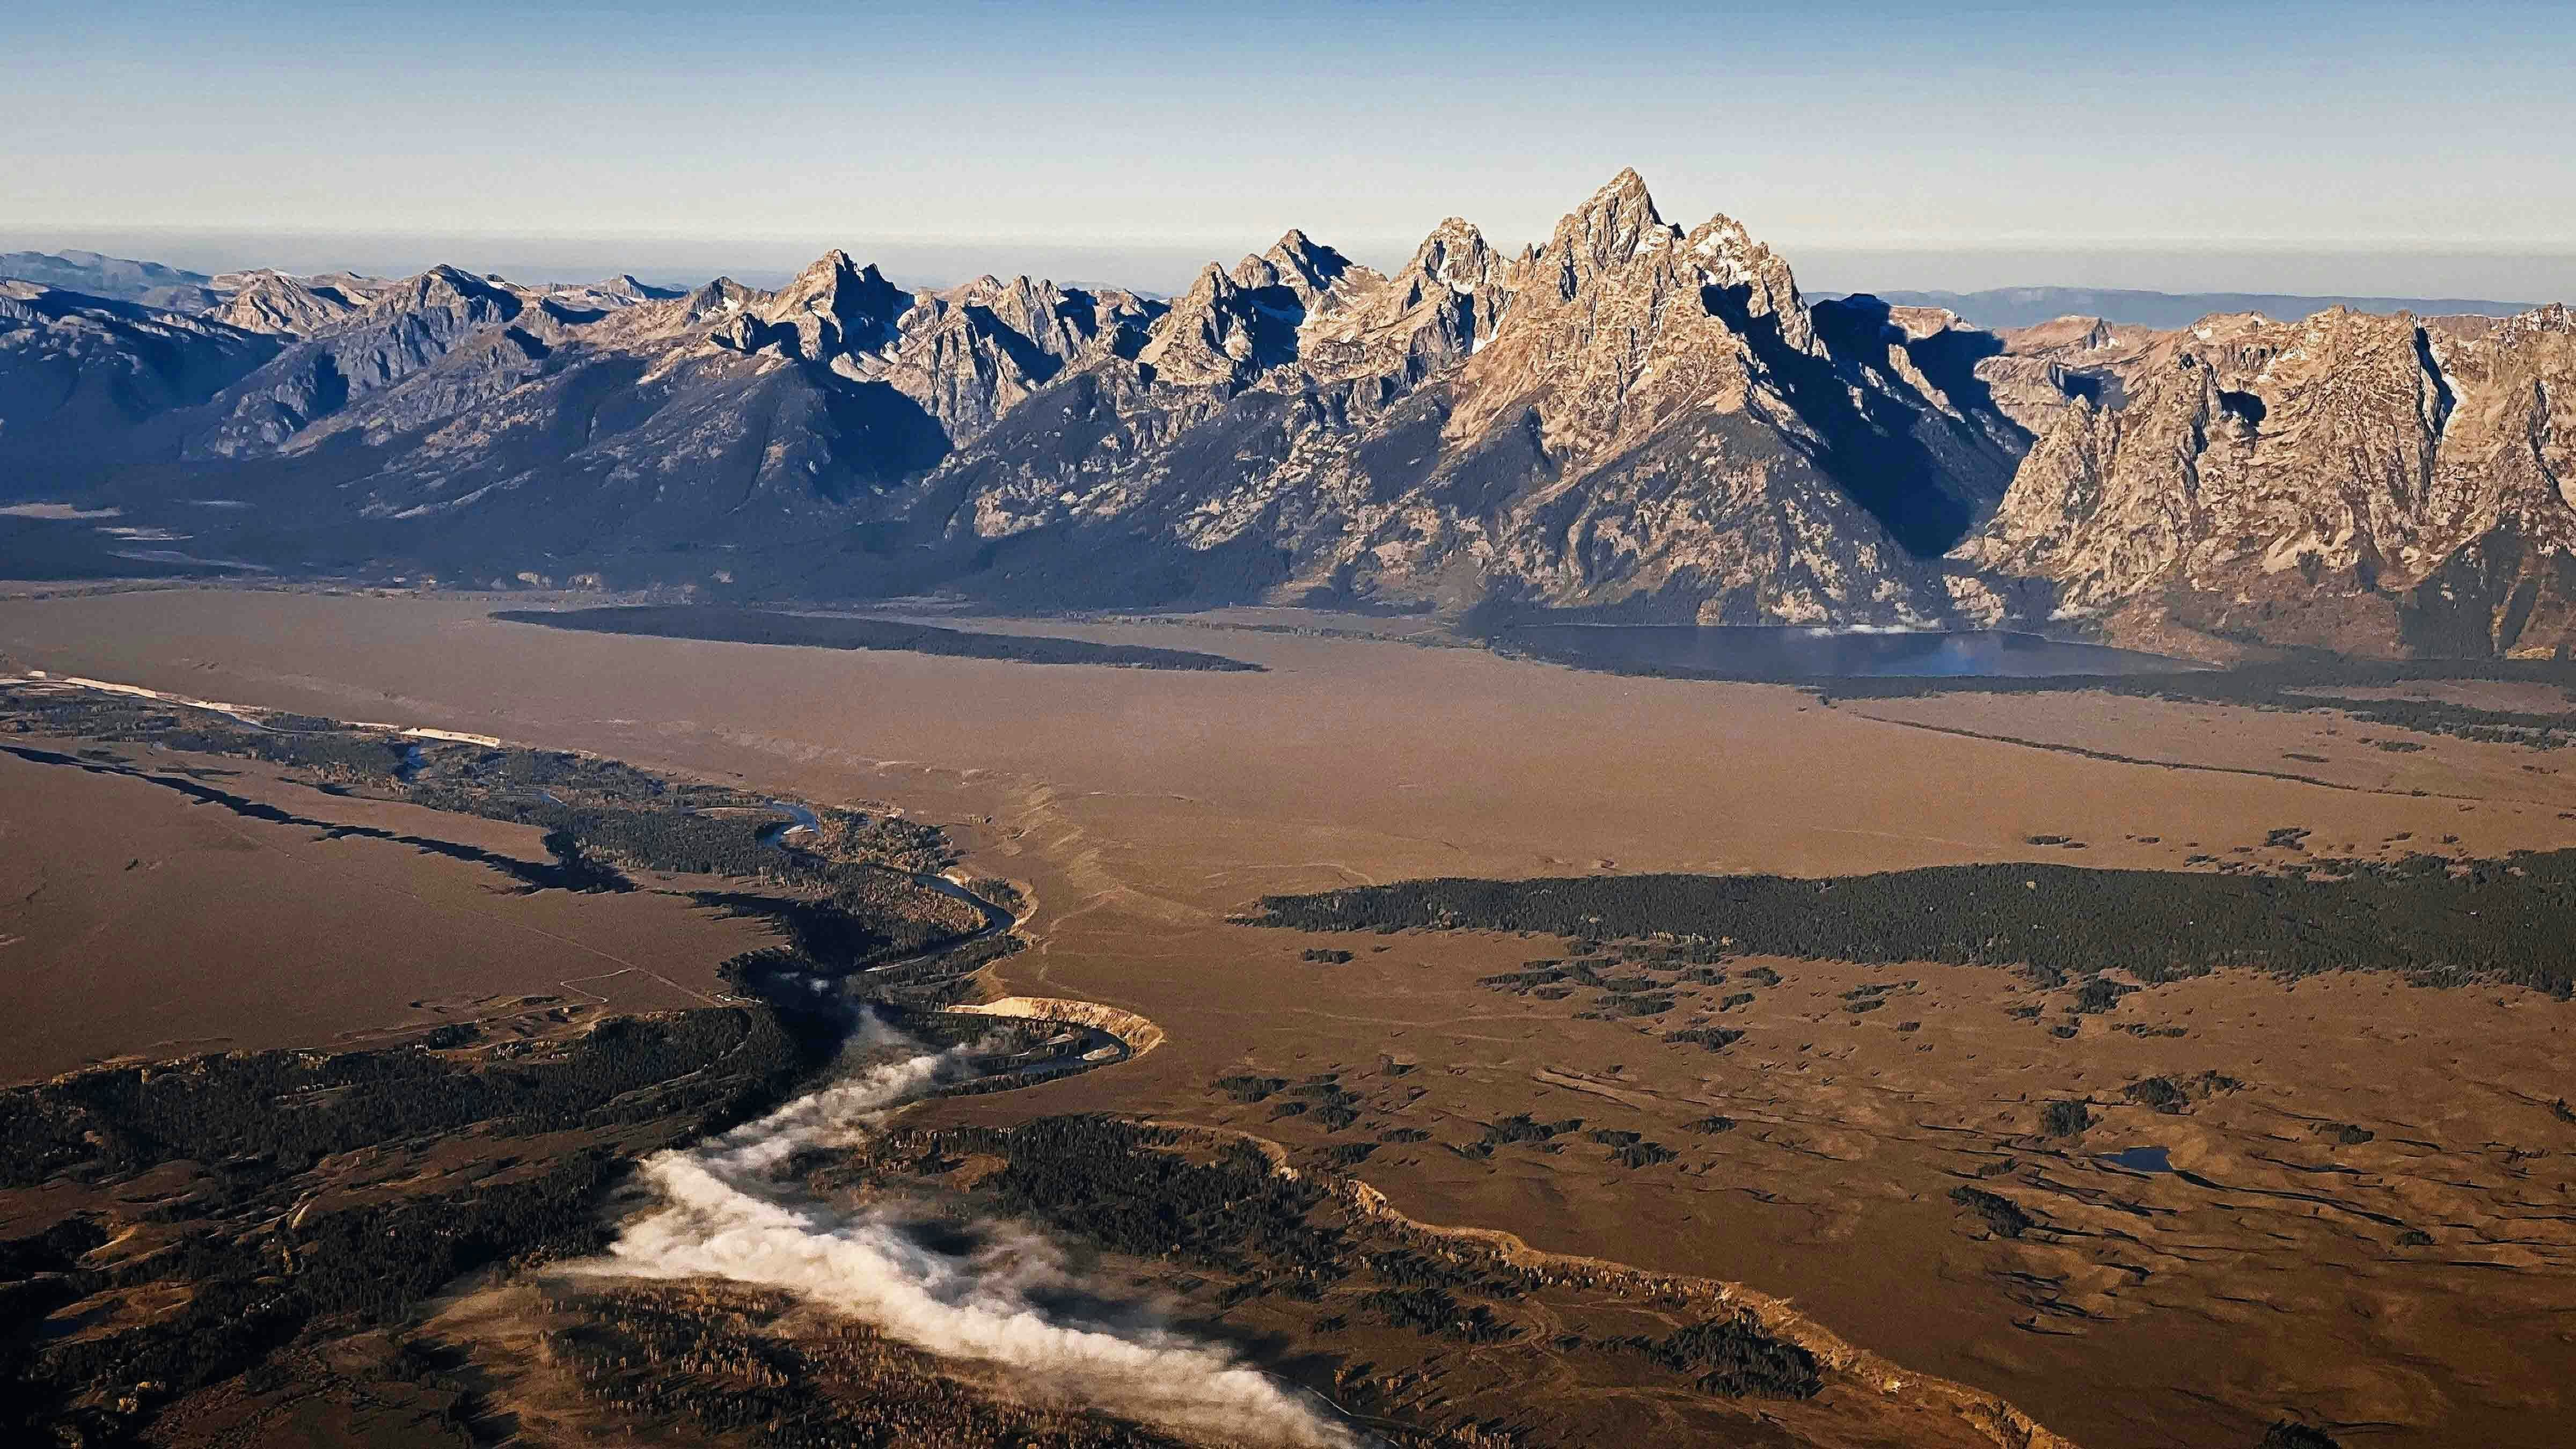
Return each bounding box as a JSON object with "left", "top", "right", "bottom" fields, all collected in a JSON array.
[
  {"left": 3, "top": 171, "right": 2571, "bottom": 661},
  {"left": 1853, "top": 286, "right": 2538, "bottom": 332}
]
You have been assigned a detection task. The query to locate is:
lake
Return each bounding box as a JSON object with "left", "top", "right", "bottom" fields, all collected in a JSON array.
[{"left": 1496, "top": 624, "right": 2189, "bottom": 681}]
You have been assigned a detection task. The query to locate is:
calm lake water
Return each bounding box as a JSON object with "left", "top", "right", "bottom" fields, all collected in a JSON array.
[{"left": 1497, "top": 625, "right": 2188, "bottom": 681}]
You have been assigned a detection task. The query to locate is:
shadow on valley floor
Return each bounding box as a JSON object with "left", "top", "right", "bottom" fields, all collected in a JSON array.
[{"left": 493, "top": 605, "right": 1265, "bottom": 671}]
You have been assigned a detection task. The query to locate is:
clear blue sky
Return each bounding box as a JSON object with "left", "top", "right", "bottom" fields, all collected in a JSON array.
[{"left": 8, "top": 0, "right": 2573, "bottom": 296}]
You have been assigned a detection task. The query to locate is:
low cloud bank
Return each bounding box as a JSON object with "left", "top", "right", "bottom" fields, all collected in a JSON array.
[{"left": 586, "top": 1019, "right": 1357, "bottom": 1448}]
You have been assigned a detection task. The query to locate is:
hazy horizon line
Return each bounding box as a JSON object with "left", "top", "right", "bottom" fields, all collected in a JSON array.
[{"left": 7, "top": 225, "right": 2571, "bottom": 305}]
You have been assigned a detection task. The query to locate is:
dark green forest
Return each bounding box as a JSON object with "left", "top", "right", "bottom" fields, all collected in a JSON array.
[
  {"left": 522, "top": 1280, "right": 1196, "bottom": 1449},
  {"left": 1246, "top": 850, "right": 2576, "bottom": 997},
  {"left": 1821, "top": 657, "right": 2576, "bottom": 749},
  {"left": 865, "top": 1114, "right": 1826, "bottom": 1400},
  {"left": 0, "top": 1011, "right": 807, "bottom": 1444}
]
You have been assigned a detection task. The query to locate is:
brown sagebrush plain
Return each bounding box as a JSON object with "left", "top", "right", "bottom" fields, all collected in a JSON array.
[
  {"left": 2, "top": 586, "right": 2572, "bottom": 1448},
  {"left": 0, "top": 746, "right": 773, "bottom": 1079}
]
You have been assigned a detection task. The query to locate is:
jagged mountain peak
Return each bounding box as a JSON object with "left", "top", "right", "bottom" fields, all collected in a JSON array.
[
  {"left": 2006, "top": 314, "right": 2125, "bottom": 355},
  {"left": 1291, "top": 216, "right": 1509, "bottom": 387},
  {"left": 1151, "top": 237, "right": 1390, "bottom": 390},
  {"left": 715, "top": 251, "right": 908, "bottom": 370},
  {"left": 762, "top": 251, "right": 901, "bottom": 320},
  {"left": 909, "top": 274, "right": 1045, "bottom": 330},
  {"left": 181, "top": 262, "right": 537, "bottom": 463},
  {"left": 1135, "top": 262, "right": 1274, "bottom": 387},
  {"left": 1264, "top": 226, "right": 1342, "bottom": 272},
  {"left": 1402, "top": 218, "right": 1496, "bottom": 286},
  {"left": 1680, "top": 213, "right": 1761, "bottom": 272},
  {"left": 1230, "top": 230, "right": 1373, "bottom": 309},
  {"left": 1176, "top": 260, "right": 1240, "bottom": 304},
  {"left": 1590, "top": 165, "right": 1657, "bottom": 211},
  {"left": 584, "top": 273, "right": 682, "bottom": 302},
  {"left": 370, "top": 264, "right": 520, "bottom": 318},
  {"left": 2483, "top": 301, "right": 2575, "bottom": 353},
  {"left": 208, "top": 269, "right": 360, "bottom": 336},
  {"left": 1678, "top": 212, "right": 1812, "bottom": 353},
  {"left": 1534, "top": 167, "right": 1675, "bottom": 298},
  {"left": 678, "top": 276, "right": 758, "bottom": 318},
  {"left": 947, "top": 272, "right": 1090, "bottom": 313},
  {"left": 774, "top": 248, "right": 891, "bottom": 301}
]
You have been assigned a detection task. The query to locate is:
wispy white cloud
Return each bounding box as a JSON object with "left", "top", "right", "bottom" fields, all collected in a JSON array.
[{"left": 581, "top": 1020, "right": 1356, "bottom": 1448}]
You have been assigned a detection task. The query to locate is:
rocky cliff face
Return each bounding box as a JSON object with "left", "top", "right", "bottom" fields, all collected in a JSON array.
[
  {"left": 1968, "top": 304, "right": 2576, "bottom": 656},
  {"left": 206, "top": 272, "right": 364, "bottom": 337},
  {"left": 1299, "top": 217, "right": 1507, "bottom": 391},
  {"left": 880, "top": 273, "right": 1158, "bottom": 440}
]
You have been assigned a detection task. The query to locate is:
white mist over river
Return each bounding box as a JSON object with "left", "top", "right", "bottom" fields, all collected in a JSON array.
[{"left": 580, "top": 1020, "right": 1357, "bottom": 1448}]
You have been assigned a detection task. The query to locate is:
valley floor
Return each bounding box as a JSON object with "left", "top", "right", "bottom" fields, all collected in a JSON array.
[{"left": 2, "top": 584, "right": 2571, "bottom": 1447}]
